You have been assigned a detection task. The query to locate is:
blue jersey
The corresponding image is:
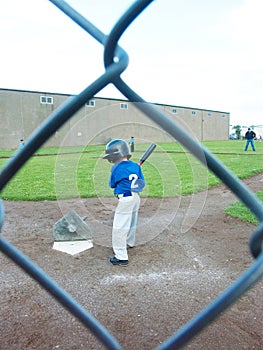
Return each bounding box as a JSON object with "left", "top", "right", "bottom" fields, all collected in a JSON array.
[{"left": 109, "top": 160, "right": 145, "bottom": 195}]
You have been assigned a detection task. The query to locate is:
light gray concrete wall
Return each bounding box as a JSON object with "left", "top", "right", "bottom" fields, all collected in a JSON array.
[{"left": 0, "top": 88, "right": 230, "bottom": 149}]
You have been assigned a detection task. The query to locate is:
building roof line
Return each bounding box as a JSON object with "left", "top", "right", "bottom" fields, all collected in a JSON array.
[{"left": 0, "top": 87, "right": 230, "bottom": 114}]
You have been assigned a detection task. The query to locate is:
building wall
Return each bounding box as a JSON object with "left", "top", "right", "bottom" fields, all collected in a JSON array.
[{"left": 0, "top": 88, "right": 230, "bottom": 149}]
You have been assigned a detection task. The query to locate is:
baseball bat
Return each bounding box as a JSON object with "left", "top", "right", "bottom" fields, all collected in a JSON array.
[{"left": 138, "top": 143, "right": 157, "bottom": 166}]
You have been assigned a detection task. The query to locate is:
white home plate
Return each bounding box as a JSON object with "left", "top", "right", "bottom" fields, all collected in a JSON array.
[{"left": 52, "top": 240, "right": 93, "bottom": 255}]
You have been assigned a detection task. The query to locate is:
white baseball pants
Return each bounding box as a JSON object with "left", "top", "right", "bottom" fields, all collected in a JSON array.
[{"left": 112, "top": 192, "right": 140, "bottom": 260}]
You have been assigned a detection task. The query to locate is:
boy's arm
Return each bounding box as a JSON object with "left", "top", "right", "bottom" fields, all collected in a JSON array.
[
  {"left": 134, "top": 165, "right": 146, "bottom": 191},
  {"left": 109, "top": 173, "right": 117, "bottom": 188},
  {"left": 109, "top": 163, "right": 121, "bottom": 188}
]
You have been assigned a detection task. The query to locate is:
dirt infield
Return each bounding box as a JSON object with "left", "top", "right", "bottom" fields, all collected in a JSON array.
[{"left": 1, "top": 173, "right": 263, "bottom": 349}]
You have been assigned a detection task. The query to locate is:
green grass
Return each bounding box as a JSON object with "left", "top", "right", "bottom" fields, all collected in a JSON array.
[
  {"left": 1, "top": 140, "right": 263, "bottom": 225},
  {"left": 224, "top": 190, "right": 263, "bottom": 225}
]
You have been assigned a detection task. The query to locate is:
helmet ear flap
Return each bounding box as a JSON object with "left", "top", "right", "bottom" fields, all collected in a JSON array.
[
  {"left": 103, "top": 139, "right": 131, "bottom": 163},
  {"left": 103, "top": 150, "right": 119, "bottom": 163}
]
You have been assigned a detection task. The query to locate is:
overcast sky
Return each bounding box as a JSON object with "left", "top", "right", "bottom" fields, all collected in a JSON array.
[{"left": 1, "top": 0, "right": 263, "bottom": 129}]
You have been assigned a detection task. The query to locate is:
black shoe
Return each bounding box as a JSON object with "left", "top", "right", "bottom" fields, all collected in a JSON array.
[{"left": 109, "top": 256, "right": 128, "bottom": 266}]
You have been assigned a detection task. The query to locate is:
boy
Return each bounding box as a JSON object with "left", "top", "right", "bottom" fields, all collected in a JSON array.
[{"left": 103, "top": 139, "right": 145, "bottom": 266}]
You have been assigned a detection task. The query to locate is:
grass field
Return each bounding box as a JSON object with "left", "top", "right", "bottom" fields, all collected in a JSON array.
[{"left": 1, "top": 140, "right": 263, "bottom": 223}]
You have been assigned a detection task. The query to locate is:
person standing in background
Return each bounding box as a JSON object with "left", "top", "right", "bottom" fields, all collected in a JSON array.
[
  {"left": 129, "top": 136, "right": 135, "bottom": 152},
  {"left": 19, "top": 139, "right": 25, "bottom": 150},
  {"left": 244, "top": 128, "right": 256, "bottom": 151}
]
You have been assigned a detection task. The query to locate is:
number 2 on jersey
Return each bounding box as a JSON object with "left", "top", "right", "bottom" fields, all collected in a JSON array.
[{"left": 129, "top": 173, "right": 138, "bottom": 189}]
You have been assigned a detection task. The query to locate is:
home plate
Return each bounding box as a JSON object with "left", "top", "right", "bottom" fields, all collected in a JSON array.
[{"left": 52, "top": 240, "right": 93, "bottom": 255}]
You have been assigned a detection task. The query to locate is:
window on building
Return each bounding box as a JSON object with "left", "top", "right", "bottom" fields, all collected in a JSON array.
[
  {"left": 40, "top": 96, "right": 53, "bottom": 104},
  {"left": 207, "top": 112, "right": 212, "bottom": 117},
  {"left": 221, "top": 114, "right": 225, "bottom": 118},
  {"left": 172, "top": 108, "right": 177, "bottom": 114},
  {"left": 120, "top": 103, "right": 128, "bottom": 110},
  {"left": 86, "top": 100, "right": 95, "bottom": 107},
  {"left": 191, "top": 110, "right": 196, "bottom": 116}
]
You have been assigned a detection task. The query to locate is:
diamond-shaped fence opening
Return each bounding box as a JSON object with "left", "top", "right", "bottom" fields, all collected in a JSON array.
[{"left": 0, "top": 1, "right": 263, "bottom": 349}]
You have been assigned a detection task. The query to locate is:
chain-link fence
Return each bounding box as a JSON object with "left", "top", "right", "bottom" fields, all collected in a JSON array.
[{"left": 1, "top": 1, "right": 263, "bottom": 349}]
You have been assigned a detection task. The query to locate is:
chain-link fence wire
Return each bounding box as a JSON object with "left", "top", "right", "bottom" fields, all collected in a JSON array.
[{"left": 0, "top": 0, "right": 263, "bottom": 349}]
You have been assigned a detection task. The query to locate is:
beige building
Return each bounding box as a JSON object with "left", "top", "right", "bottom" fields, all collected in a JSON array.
[{"left": 0, "top": 88, "right": 230, "bottom": 149}]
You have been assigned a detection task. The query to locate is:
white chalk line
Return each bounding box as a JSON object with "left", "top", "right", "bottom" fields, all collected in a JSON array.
[{"left": 101, "top": 268, "right": 224, "bottom": 286}]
